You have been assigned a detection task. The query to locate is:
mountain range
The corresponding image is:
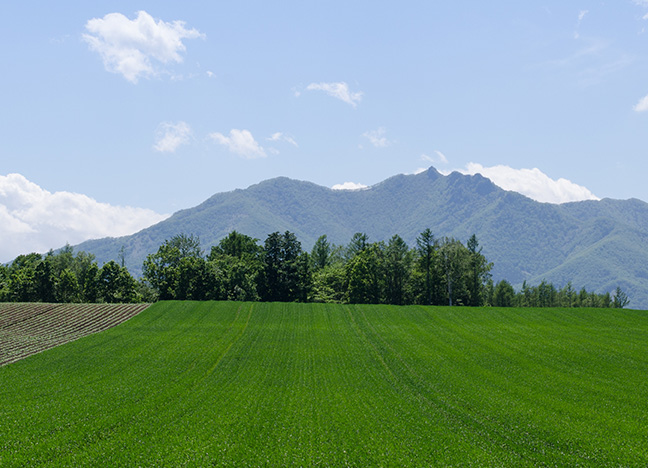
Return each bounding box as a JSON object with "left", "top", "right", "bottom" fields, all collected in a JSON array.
[{"left": 73, "top": 167, "right": 648, "bottom": 309}]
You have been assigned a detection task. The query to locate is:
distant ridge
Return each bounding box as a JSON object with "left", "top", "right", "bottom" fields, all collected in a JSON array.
[{"left": 73, "top": 167, "right": 648, "bottom": 308}]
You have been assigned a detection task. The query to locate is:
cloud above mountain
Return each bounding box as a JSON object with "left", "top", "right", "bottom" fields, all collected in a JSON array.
[
  {"left": 0, "top": 174, "right": 168, "bottom": 262},
  {"left": 448, "top": 163, "right": 599, "bottom": 204}
]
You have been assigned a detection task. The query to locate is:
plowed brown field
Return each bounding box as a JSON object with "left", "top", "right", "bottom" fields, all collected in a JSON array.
[{"left": 0, "top": 303, "right": 149, "bottom": 366}]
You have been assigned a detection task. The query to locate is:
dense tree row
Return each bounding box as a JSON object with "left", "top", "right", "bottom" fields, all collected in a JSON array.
[
  {"left": 140, "top": 230, "right": 629, "bottom": 308},
  {"left": 490, "top": 279, "right": 629, "bottom": 309},
  {"left": 0, "top": 246, "right": 146, "bottom": 303},
  {"left": 1, "top": 231, "right": 629, "bottom": 308}
]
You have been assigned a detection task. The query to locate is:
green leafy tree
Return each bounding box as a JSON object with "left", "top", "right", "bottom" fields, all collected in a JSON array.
[
  {"left": 384, "top": 235, "right": 412, "bottom": 305},
  {"left": 312, "top": 263, "right": 346, "bottom": 303},
  {"left": 34, "top": 258, "right": 56, "bottom": 302},
  {"left": 613, "top": 287, "right": 630, "bottom": 308},
  {"left": 98, "top": 261, "right": 137, "bottom": 303},
  {"left": 82, "top": 263, "right": 99, "bottom": 303},
  {"left": 466, "top": 234, "right": 492, "bottom": 307},
  {"left": 56, "top": 269, "right": 80, "bottom": 303},
  {"left": 414, "top": 229, "right": 438, "bottom": 305},
  {"left": 260, "top": 231, "right": 305, "bottom": 302},
  {"left": 438, "top": 238, "right": 469, "bottom": 306},
  {"left": 346, "top": 232, "right": 369, "bottom": 260},
  {"left": 493, "top": 279, "right": 515, "bottom": 307},
  {"left": 311, "top": 235, "right": 332, "bottom": 271},
  {"left": 208, "top": 231, "right": 262, "bottom": 301},
  {"left": 143, "top": 234, "right": 203, "bottom": 300},
  {"left": 345, "top": 243, "right": 385, "bottom": 304},
  {"left": 0, "top": 265, "right": 9, "bottom": 301}
]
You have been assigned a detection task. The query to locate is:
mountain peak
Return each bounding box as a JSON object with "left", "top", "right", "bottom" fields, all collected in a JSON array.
[{"left": 72, "top": 169, "right": 648, "bottom": 308}]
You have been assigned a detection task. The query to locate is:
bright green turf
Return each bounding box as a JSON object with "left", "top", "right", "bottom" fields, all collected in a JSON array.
[{"left": 1, "top": 302, "right": 647, "bottom": 466}]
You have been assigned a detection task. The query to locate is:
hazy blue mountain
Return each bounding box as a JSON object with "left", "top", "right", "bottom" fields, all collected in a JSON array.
[{"left": 73, "top": 167, "right": 648, "bottom": 308}]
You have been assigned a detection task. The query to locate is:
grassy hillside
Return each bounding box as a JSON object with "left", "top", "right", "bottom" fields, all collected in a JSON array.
[{"left": 1, "top": 301, "right": 647, "bottom": 465}]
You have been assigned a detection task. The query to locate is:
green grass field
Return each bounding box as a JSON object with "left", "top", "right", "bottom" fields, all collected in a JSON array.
[{"left": 1, "top": 302, "right": 647, "bottom": 466}]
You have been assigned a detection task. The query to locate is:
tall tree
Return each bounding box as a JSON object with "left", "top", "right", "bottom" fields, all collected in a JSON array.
[
  {"left": 466, "top": 234, "right": 492, "bottom": 307},
  {"left": 613, "top": 287, "right": 630, "bottom": 308},
  {"left": 34, "top": 258, "right": 55, "bottom": 302},
  {"left": 346, "top": 232, "right": 369, "bottom": 260},
  {"left": 260, "top": 231, "right": 305, "bottom": 302},
  {"left": 384, "top": 235, "right": 411, "bottom": 305},
  {"left": 438, "top": 238, "right": 469, "bottom": 306},
  {"left": 415, "top": 229, "right": 437, "bottom": 305},
  {"left": 311, "top": 235, "right": 332, "bottom": 271},
  {"left": 345, "top": 243, "right": 384, "bottom": 304}
]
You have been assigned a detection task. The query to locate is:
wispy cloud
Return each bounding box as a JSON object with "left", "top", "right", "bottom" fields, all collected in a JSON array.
[
  {"left": 0, "top": 174, "right": 168, "bottom": 262},
  {"left": 209, "top": 129, "right": 267, "bottom": 159},
  {"left": 267, "top": 132, "right": 298, "bottom": 147},
  {"left": 154, "top": 121, "right": 192, "bottom": 152},
  {"left": 634, "top": 94, "right": 648, "bottom": 112},
  {"left": 574, "top": 10, "right": 588, "bottom": 39},
  {"left": 305, "top": 82, "right": 363, "bottom": 107},
  {"left": 331, "top": 182, "right": 368, "bottom": 191},
  {"left": 421, "top": 151, "right": 448, "bottom": 165},
  {"left": 448, "top": 163, "right": 599, "bottom": 204},
  {"left": 83, "top": 10, "right": 204, "bottom": 83},
  {"left": 362, "top": 127, "right": 391, "bottom": 148}
]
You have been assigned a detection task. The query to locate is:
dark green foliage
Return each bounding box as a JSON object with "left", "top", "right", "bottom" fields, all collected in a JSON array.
[
  {"left": 414, "top": 228, "right": 438, "bottom": 305},
  {"left": 260, "top": 231, "right": 310, "bottom": 302},
  {"left": 311, "top": 234, "right": 332, "bottom": 270},
  {"left": 142, "top": 234, "right": 203, "bottom": 300},
  {"left": 4, "top": 228, "right": 627, "bottom": 308},
  {"left": 613, "top": 286, "right": 630, "bottom": 308},
  {"left": 98, "top": 261, "right": 137, "bottom": 303},
  {"left": 493, "top": 279, "right": 515, "bottom": 307},
  {"left": 384, "top": 235, "right": 412, "bottom": 305},
  {"left": 1, "top": 247, "right": 140, "bottom": 304}
]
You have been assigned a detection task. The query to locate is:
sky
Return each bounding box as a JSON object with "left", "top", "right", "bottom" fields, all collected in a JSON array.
[{"left": 1, "top": 1, "right": 648, "bottom": 262}]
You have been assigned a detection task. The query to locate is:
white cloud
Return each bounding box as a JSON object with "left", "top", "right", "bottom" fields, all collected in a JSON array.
[
  {"left": 421, "top": 151, "right": 448, "bottom": 165},
  {"left": 0, "top": 174, "right": 168, "bottom": 262},
  {"left": 83, "top": 10, "right": 204, "bottom": 83},
  {"left": 154, "top": 121, "right": 192, "bottom": 152},
  {"left": 362, "top": 127, "right": 391, "bottom": 148},
  {"left": 267, "top": 132, "right": 298, "bottom": 147},
  {"left": 209, "top": 129, "right": 267, "bottom": 159},
  {"left": 450, "top": 163, "right": 600, "bottom": 204},
  {"left": 634, "top": 94, "right": 648, "bottom": 112},
  {"left": 305, "top": 82, "right": 363, "bottom": 107},
  {"left": 331, "top": 182, "right": 368, "bottom": 191},
  {"left": 574, "top": 10, "right": 588, "bottom": 39}
]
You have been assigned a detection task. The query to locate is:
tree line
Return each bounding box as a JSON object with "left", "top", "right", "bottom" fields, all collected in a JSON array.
[
  {"left": 0, "top": 230, "right": 629, "bottom": 308},
  {"left": 0, "top": 246, "right": 144, "bottom": 303}
]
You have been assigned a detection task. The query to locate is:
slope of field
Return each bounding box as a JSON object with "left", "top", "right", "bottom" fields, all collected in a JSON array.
[
  {"left": 0, "top": 303, "right": 149, "bottom": 366},
  {"left": 1, "top": 301, "right": 647, "bottom": 465}
]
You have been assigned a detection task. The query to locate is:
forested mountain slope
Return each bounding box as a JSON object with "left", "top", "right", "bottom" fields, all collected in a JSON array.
[{"left": 73, "top": 167, "right": 648, "bottom": 308}]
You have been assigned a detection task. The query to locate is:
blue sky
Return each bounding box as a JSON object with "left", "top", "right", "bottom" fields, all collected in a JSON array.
[{"left": 1, "top": 1, "right": 648, "bottom": 261}]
